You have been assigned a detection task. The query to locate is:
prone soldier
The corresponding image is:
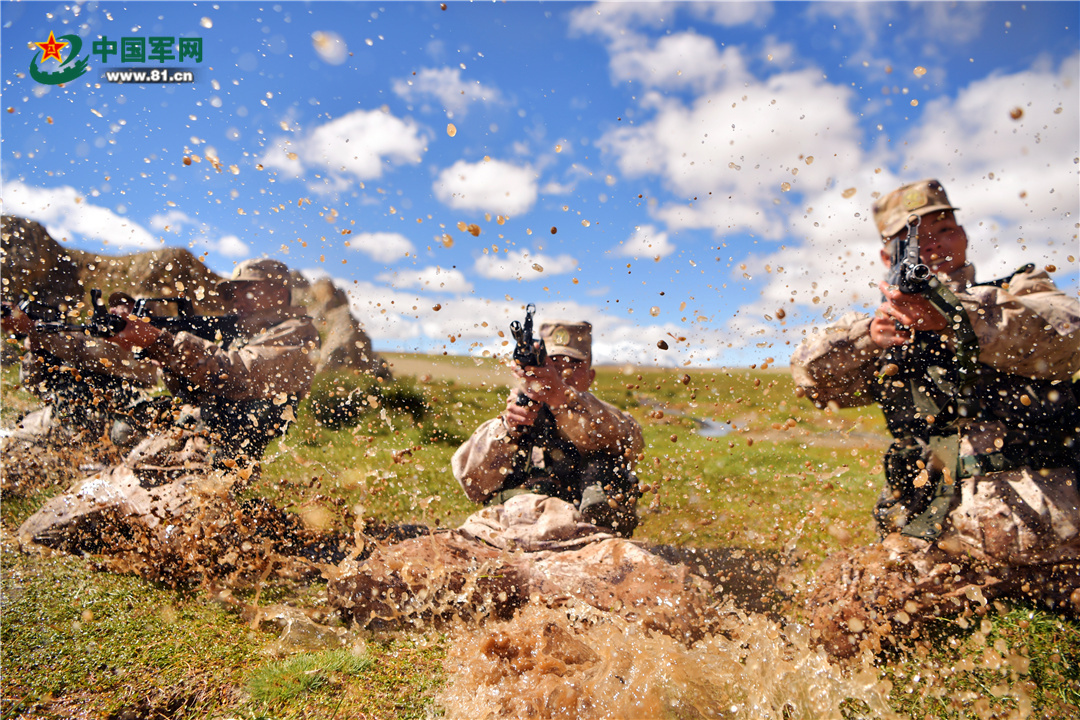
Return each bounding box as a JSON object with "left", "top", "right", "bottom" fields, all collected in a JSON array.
[
  {"left": 105, "top": 258, "right": 320, "bottom": 471},
  {"left": 452, "top": 311, "right": 643, "bottom": 536},
  {"left": 2, "top": 293, "right": 160, "bottom": 450}
]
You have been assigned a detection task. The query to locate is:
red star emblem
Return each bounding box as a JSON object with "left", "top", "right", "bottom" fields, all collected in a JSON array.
[{"left": 35, "top": 31, "right": 67, "bottom": 63}]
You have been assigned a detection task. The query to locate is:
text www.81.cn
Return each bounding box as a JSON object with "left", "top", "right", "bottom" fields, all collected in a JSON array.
[{"left": 103, "top": 68, "right": 196, "bottom": 84}]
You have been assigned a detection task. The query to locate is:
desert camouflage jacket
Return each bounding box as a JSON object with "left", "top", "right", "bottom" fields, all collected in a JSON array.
[
  {"left": 452, "top": 387, "right": 643, "bottom": 504},
  {"left": 790, "top": 263, "right": 1080, "bottom": 409},
  {"left": 22, "top": 330, "right": 160, "bottom": 388},
  {"left": 142, "top": 305, "right": 319, "bottom": 403}
]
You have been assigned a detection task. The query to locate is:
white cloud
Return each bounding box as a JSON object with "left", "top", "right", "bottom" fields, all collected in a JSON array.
[
  {"left": 598, "top": 62, "right": 864, "bottom": 240},
  {"left": 3, "top": 181, "right": 158, "bottom": 249},
  {"left": 392, "top": 67, "right": 503, "bottom": 117},
  {"left": 688, "top": 2, "right": 774, "bottom": 28},
  {"left": 610, "top": 32, "right": 752, "bottom": 94},
  {"left": 616, "top": 224, "right": 676, "bottom": 259},
  {"left": 345, "top": 231, "right": 416, "bottom": 263},
  {"left": 434, "top": 159, "right": 538, "bottom": 216},
  {"left": 260, "top": 109, "right": 428, "bottom": 188},
  {"left": 148, "top": 209, "right": 193, "bottom": 233},
  {"left": 377, "top": 265, "right": 474, "bottom": 294},
  {"left": 473, "top": 249, "right": 578, "bottom": 281},
  {"left": 214, "top": 235, "right": 249, "bottom": 257}
]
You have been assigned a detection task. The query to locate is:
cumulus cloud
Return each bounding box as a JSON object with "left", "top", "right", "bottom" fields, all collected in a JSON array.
[
  {"left": 148, "top": 209, "right": 249, "bottom": 257},
  {"left": 376, "top": 265, "right": 474, "bottom": 294},
  {"left": 4, "top": 181, "right": 158, "bottom": 249},
  {"left": 345, "top": 232, "right": 416, "bottom": 263},
  {"left": 598, "top": 63, "right": 864, "bottom": 240},
  {"left": 615, "top": 224, "right": 677, "bottom": 259},
  {"left": 260, "top": 109, "right": 428, "bottom": 189},
  {"left": 434, "top": 159, "right": 538, "bottom": 216},
  {"left": 473, "top": 249, "right": 578, "bottom": 281},
  {"left": 392, "top": 67, "right": 503, "bottom": 117}
]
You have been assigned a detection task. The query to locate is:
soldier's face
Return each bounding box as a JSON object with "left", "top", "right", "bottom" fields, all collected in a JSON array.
[
  {"left": 550, "top": 354, "right": 595, "bottom": 392},
  {"left": 223, "top": 281, "right": 282, "bottom": 315},
  {"left": 882, "top": 211, "right": 968, "bottom": 275}
]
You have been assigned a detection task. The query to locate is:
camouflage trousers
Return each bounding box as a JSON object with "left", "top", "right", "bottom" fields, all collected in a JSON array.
[{"left": 806, "top": 466, "right": 1080, "bottom": 658}]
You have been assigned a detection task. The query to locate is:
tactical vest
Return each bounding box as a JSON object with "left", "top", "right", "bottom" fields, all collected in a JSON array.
[
  {"left": 165, "top": 331, "right": 299, "bottom": 468},
  {"left": 501, "top": 405, "right": 638, "bottom": 505},
  {"left": 872, "top": 265, "right": 1080, "bottom": 539}
]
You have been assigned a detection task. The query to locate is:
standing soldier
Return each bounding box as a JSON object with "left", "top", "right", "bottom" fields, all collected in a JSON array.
[
  {"left": 790, "top": 179, "right": 1080, "bottom": 656},
  {"left": 452, "top": 319, "right": 644, "bottom": 536}
]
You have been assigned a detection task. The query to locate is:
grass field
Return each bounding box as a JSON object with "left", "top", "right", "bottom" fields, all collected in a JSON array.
[{"left": 2, "top": 353, "right": 1078, "bottom": 719}]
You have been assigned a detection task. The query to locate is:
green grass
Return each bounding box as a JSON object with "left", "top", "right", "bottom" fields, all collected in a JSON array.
[{"left": 2, "top": 356, "right": 1078, "bottom": 719}]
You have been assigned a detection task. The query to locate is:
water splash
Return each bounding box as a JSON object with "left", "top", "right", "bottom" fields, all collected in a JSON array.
[{"left": 438, "top": 602, "right": 897, "bottom": 720}]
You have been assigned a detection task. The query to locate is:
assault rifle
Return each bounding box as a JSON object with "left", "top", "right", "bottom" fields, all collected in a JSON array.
[
  {"left": 1, "top": 296, "right": 66, "bottom": 331},
  {"left": 508, "top": 303, "right": 552, "bottom": 477},
  {"left": 32, "top": 289, "right": 240, "bottom": 347},
  {"left": 887, "top": 214, "right": 931, "bottom": 295},
  {"left": 510, "top": 302, "right": 547, "bottom": 372}
]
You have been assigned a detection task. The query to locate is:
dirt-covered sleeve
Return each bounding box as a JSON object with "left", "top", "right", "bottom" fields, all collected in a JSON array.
[
  {"left": 789, "top": 312, "right": 883, "bottom": 409},
  {"left": 451, "top": 417, "right": 520, "bottom": 503},
  {"left": 143, "top": 318, "right": 319, "bottom": 401},
  {"left": 548, "top": 389, "right": 644, "bottom": 461},
  {"left": 962, "top": 269, "right": 1080, "bottom": 380},
  {"left": 27, "top": 330, "right": 160, "bottom": 386}
]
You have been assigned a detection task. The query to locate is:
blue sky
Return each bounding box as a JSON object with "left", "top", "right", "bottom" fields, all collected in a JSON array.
[{"left": 3, "top": 1, "right": 1077, "bottom": 368}]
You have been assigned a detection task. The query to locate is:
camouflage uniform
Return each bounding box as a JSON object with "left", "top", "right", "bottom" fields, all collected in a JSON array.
[
  {"left": 452, "top": 321, "right": 644, "bottom": 536},
  {"left": 792, "top": 262, "right": 1080, "bottom": 565},
  {"left": 791, "top": 179, "right": 1080, "bottom": 656},
  {"left": 13, "top": 327, "right": 160, "bottom": 445},
  {"left": 138, "top": 302, "right": 319, "bottom": 467}
]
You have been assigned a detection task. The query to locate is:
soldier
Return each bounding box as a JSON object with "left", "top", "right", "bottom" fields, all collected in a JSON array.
[
  {"left": 452, "top": 320, "right": 644, "bottom": 537},
  {"left": 2, "top": 293, "right": 160, "bottom": 449},
  {"left": 106, "top": 258, "right": 320, "bottom": 469},
  {"left": 790, "top": 179, "right": 1080, "bottom": 656}
]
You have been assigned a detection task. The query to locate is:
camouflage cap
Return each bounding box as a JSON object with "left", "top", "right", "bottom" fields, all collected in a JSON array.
[
  {"left": 219, "top": 258, "right": 292, "bottom": 289},
  {"left": 872, "top": 179, "right": 959, "bottom": 240},
  {"left": 539, "top": 320, "right": 592, "bottom": 363}
]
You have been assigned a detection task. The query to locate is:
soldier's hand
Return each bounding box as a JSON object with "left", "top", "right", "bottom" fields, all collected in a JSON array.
[
  {"left": 870, "top": 312, "right": 910, "bottom": 348},
  {"left": 1, "top": 305, "right": 33, "bottom": 337},
  {"left": 878, "top": 281, "right": 948, "bottom": 333},
  {"left": 503, "top": 389, "right": 541, "bottom": 432},
  {"left": 512, "top": 360, "right": 572, "bottom": 409},
  {"left": 106, "top": 314, "right": 164, "bottom": 352}
]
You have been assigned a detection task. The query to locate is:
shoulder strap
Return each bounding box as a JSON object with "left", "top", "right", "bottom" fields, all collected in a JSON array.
[{"left": 976, "top": 263, "right": 1035, "bottom": 289}]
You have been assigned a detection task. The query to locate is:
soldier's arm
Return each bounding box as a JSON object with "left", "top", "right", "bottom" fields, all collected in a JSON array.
[
  {"left": 451, "top": 416, "right": 522, "bottom": 503},
  {"left": 790, "top": 311, "right": 883, "bottom": 409},
  {"left": 26, "top": 327, "right": 159, "bottom": 386},
  {"left": 140, "top": 321, "right": 318, "bottom": 401},
  {"left": 547, "top": 390, "right": 644, "bottom": 461},
  {"left": 961, "top": 269, "right": 1080, "bottom": 380}
]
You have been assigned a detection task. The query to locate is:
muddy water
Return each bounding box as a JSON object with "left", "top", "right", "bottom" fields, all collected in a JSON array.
[{"left": 438, "top": 601, "right": 897, "bottom": 720}]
